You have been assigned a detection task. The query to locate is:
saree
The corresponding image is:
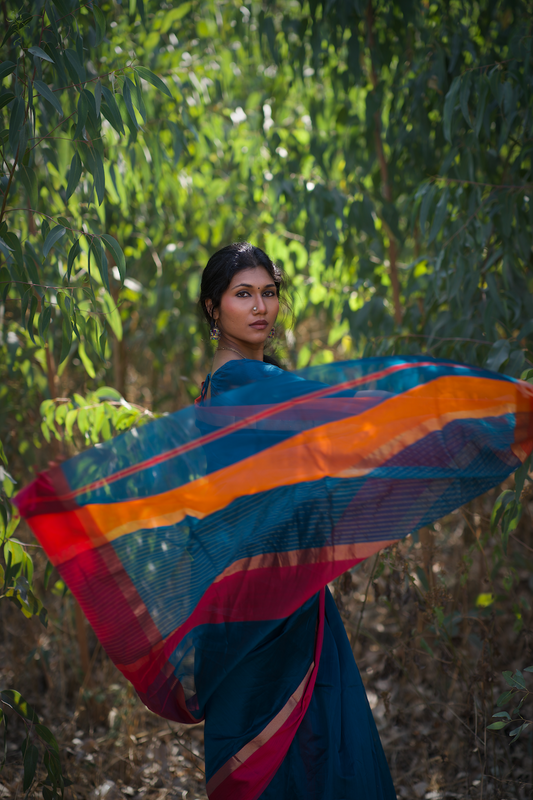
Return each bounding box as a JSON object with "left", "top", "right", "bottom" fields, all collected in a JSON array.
[{"left": 15, "top": 356, "right": 533, "bottom": 799}]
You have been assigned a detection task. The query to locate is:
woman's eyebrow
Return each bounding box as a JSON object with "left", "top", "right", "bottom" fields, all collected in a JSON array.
[{"left": 232, "top": 282, "right": 276, "bottom": 289}]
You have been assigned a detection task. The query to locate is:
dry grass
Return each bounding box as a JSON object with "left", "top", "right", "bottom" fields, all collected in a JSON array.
[{"left": 1, "top": 484, "right": 532, "bottom": 799}]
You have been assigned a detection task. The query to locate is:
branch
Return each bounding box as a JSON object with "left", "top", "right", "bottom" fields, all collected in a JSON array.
[
  {"left": 431, "top": 176, "right": 531, "bottom": 191},
  {"left": 366, "top": 0, "right": 402, "bottom": 326}
]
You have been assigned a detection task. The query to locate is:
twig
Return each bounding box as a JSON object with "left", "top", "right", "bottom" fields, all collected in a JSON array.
[
  {"left": 353, "top": 553, "right": 379, "bottom": 647},
  {"left": 429, "top": 176, "right": 530, "bottom": 191}
]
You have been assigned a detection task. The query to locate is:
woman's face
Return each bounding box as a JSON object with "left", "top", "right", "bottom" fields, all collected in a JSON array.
[{"left": 212, "top": 266, "right": 279, "bottom": 346}]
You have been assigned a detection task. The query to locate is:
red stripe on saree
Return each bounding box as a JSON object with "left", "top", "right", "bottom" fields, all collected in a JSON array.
[{"left": 206, "top": 588, "right": 326, "bottom": 800}]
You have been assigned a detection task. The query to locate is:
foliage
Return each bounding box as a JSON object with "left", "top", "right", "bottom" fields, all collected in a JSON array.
[
  {"left": 487, "top": 667, "right": 533, "bottom": 742},
  {"left": 0, "top": 689, "right": 69, "bottom": 798},
  {"left": 39, "top": 387, "right": 157, "bottom": 447}
]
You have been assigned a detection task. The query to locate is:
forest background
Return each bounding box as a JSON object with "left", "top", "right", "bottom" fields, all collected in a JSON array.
[{"left": 1, "top": 0, "right": 533, "bottom": 798}]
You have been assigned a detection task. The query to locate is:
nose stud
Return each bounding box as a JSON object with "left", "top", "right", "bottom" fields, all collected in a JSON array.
[{"left": 253, "top": 306, "right": 257, "bottom": 311}]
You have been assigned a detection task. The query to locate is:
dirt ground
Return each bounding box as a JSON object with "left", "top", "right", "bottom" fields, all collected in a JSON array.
[{"left": 1, "top": 482, "right": 532, "bottom": 799}]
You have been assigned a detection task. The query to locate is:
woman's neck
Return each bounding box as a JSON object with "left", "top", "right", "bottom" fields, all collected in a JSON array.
[{"left": 215, "top": 335, "right": 264, "bottom": 362}]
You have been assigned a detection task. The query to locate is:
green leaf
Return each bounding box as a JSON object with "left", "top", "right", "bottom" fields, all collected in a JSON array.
[
  {"left": 59, "top": 316, "right": 73, "bottom": 364},
  {"left": 4, "top": 539, "right": 24, "bottom": 576},
  {"left": 499, "top": 500, "right": 522, "bottom": 553},
  {"left": 0, "top": 91, "right": 15, "bottom": 110},
  {"left": 38, "top": 304, "right": 52, "bottom": 341},
  {"left": 43, "top": 747, "right": 61, "bottom": 781},
  {"left": 160, "top": 3, "right": 191, "bottom": 31},
  {"left": 502, "top": 670, "right": 522, "bottom": 689},
  {"left": 74, "top": 90, "right": 88, "bottom": 140},
  {"left": 0, "top": 61, "right": 16, "bottom": 81},
  {"left": 122, "top": 77, "right": 141, "bottom": 129},
  {"left": 77, "top": 407, "right": 89, "bottom": 436},
  {"left": 90, "top": 238, "right": 109, "bottom": 289},
  {"left": 514, "top": 455, "right": 531, "bottom": 501},
  {"left": 502, "top": 670, "right": 526, "bottom": 690},
  {"left": 94, "top": 386, "right": 122, "bottom": 401},
  {"left": 65, "top": 48, "right": 85, "bottom": 83},
  {"left": 28, "top": 45, "right": 54, "bottom": 63},
  {"left": 0, "top": 236, "right": 14, "bottom": 258},
  {"left": 419, "top": 184, "right": 436, "bottom": 233},
  {"left": 490, "top": 489, "right": 514, "bottom": 531},
  {"left": 492, "top": 711, "right": 511, "bottom": 719},
  {"left": 93, "top": 5, "right": 106, "bottom": 44},
  {"left": 23, "top": 743, "right": 38, "bottom": 791},
  {"left": 94, "top": 79, "right": 102, "bottom": 118},
  {"left": 78, "top": 340, "right": 96, "bottom": 378},
  {"left": 134, "top": 66, "right": 172, "bottom": 98},
  {"left": 41, "top": 420, "right": 51, "bottom": 443},
  {"left": 524, "top": 665, "right": 533, "bottom": 673},
  {"left": 101, "top": 234, "right": 126, "bottom": 282},
  {"left": 34, "top": 79, "right": 63, "bottom": 116},
  {"left": 485, "top": 339, "right": 510, "bottom": 372},
  {"left": 9, "top": 96, "right": 25, "bottom": 156},
  {"left": 428, "top": 188, "right": 448, "bottom": 244},
  {"left": 133, "top": 73, "right": 147, "bottom": 122},
  {"left": 101, "top": 86, "right": 124, "bottom": 134},
  {"left": 22, "top": 744, "right": 39, "bottom": 792},
  {"left": 66, "top": 152, "right": 82, "bottom": 201},
  {"left": 459, "top": 72, "right": 472, "bottom": 125},
  {"left": 509, "top": 722, "right": 531, "bottom": 739},
  {"left": 496, "top": 689, "right": 515, "bottom": 707},
  {"left": 66, "top": 240, "right": 81, "bottom": 283},
  {"left": 64, "top": 407, "right": 77, "bottom": 437},
  {"left": 43, "top": 559, "right": 54, "bottom": 590},
  {"left": 35, "top": 723, "right": 59, "bottom": 753},
  {"left": 19, "top": 165, "right": 37, "bottom": 206},
  {"left": 100, "top": 290, "right": 122, "bottom": 340},
  {"left": 487, "top": 720, "right": 509, "bottom": 730},
  {"left": 443, "top": 75, "right": 460, "bottom": 143},
  {"left": 0, "top": 690, "right": 39, "bottom": 723},
  {"left": 93, "top": 149, "right": 105, "bottom": 205},
  {"left": 43, "top": 225, "right": 66, "bottom": 258},
  {"left": 474, "top": 78, "right": 489, "bottom": 138},
  {"left": 27, "top": 294, "right": 38, "bottom": 343}
]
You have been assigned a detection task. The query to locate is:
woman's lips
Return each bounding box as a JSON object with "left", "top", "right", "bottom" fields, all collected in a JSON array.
[{"left": 250, "top": 321, "right": 268, "bottom": 329}]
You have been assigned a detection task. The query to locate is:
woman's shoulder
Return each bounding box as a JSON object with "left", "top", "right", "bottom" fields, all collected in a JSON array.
[{"left": 210, "top": 358, "right": 287, "bottom": 396}]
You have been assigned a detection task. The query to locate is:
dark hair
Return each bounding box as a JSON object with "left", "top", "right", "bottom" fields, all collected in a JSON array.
[
  {"left": 199, "top": 242, "right": 285, "bottom": 366},
  {"left": 199, "top": 242, "right": 284, "bottom": 325}
]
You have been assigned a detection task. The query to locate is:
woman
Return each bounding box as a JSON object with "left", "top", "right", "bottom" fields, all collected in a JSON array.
[
  {"left": 16, "top": 244, "right": 533, "bottom": 800},
  {"left": 196, "top": 242, "right": 397, "bottom": 799}
]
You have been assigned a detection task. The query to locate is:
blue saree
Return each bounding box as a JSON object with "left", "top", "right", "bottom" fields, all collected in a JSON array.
[
  {"left": 201, "top": 361, "right": 396, "bottom": 799},
  {"left": 15, "top": 356, "right": 533, "bottom": 799}
]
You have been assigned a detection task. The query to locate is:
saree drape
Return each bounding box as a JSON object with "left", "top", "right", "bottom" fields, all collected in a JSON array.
[{"left": 15, "top": 356, "right": 533, "bottom": 800}]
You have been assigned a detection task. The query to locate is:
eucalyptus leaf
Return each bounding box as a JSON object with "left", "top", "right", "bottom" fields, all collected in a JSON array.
[
  {"left": 134, "top": 66, "right": 172, "bottom": 98},
  {"left": 33, "top": 79, "right": 63, "bottom": 116},
  {"left": 43, "top": 225, "right": 66, "bottom": 258},
  {"left": 28, "top": 46, "right": 54, "bottom": 63}
]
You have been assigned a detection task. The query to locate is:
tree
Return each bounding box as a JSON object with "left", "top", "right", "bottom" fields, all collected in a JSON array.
[{"left": 1, "top": 0, "right": 532, "bottom": 792}]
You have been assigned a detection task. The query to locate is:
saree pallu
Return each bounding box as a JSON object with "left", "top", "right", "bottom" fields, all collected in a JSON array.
[{"left": 15, "top": 357, "right": 533, "bottom": 800}]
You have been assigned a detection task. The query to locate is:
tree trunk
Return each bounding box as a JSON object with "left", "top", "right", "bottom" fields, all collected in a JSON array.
[{"left": 366, "top": 0, "right": 402, "bottom": 326}]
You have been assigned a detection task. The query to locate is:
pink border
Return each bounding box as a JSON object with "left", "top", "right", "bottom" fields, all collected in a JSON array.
[{"left": 207, "top": 588, "right": 326, "bottom": 800}]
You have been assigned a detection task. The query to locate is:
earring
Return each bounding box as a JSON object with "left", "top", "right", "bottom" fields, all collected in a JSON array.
[
  {"left": 268, "top": 327, "right": 275, "bottom": 339},
  {"left": 210, "top": 324, "right": 221, "bottom": 341}
]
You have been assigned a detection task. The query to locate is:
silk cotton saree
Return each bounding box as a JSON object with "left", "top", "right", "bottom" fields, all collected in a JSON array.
[{"left": 15, "top": 356, "right": 533, "bottom": 800}]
